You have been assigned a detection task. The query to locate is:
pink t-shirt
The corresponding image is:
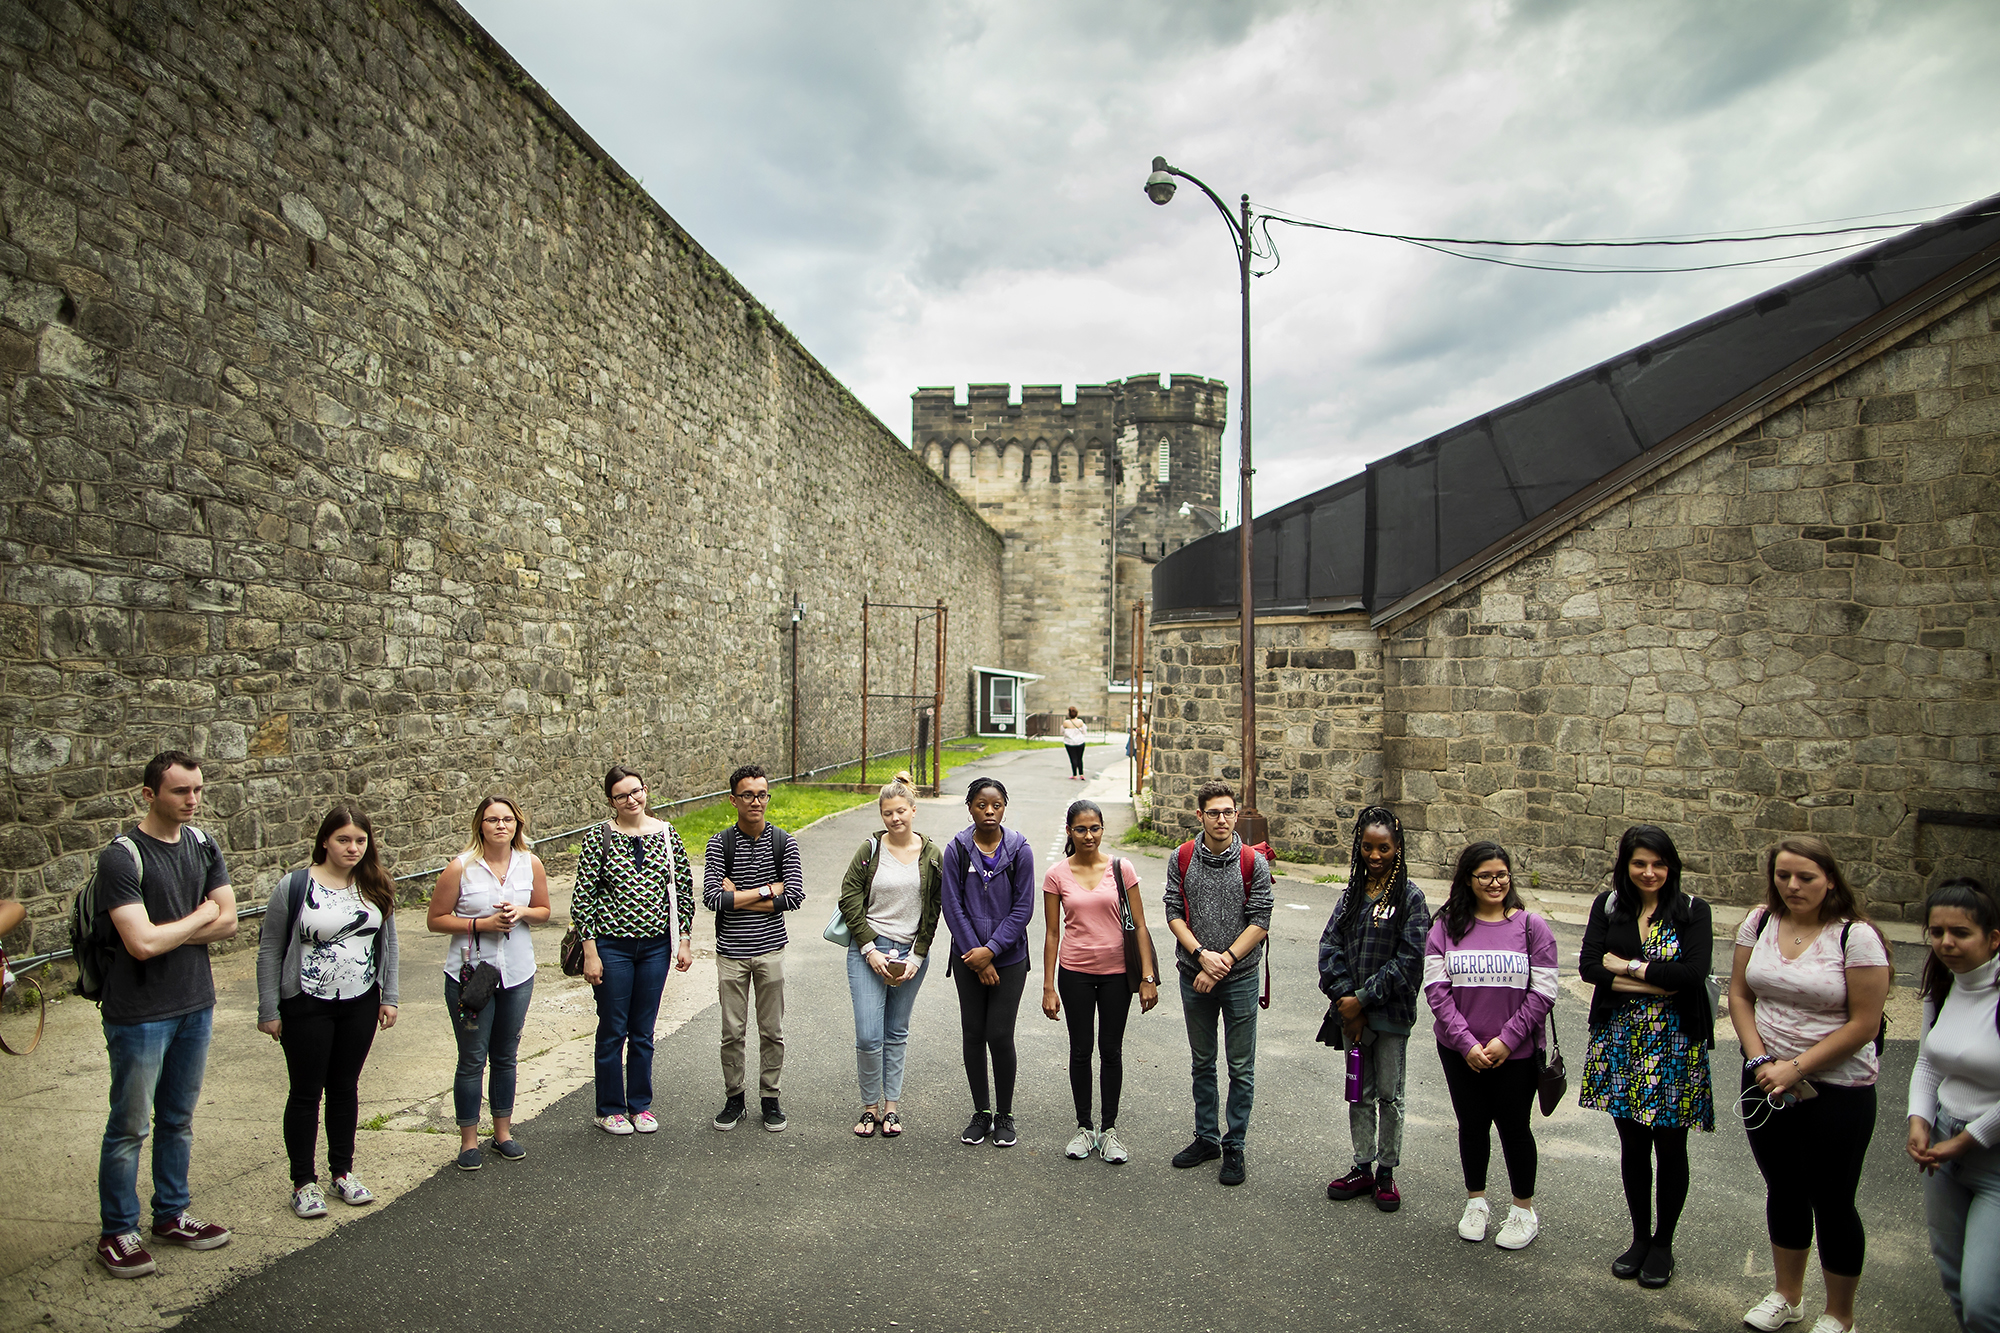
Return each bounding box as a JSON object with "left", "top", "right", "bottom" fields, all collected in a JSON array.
[
  {"left": 1736, "top": 911, "right": 1891, "bottom": 1087},
  {"left": 1044, "top": 858, "right": 1135, "bottom": 975}
]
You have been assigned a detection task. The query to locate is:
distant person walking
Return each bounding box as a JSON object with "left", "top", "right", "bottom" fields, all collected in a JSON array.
[
  {"left": 257, "top": 805, "right": 401, "bottom": 1219},
  {"left": 91, "top": 751, "right": 239, "bottom": 1278},
  {"left": 427, "top": 795, "right": 550, "bottom": 1172},
  {"left": 1165, "top": 781, "right": 1273, "bottom": 1187},
  {"left": 1907, "top": 878, "right": 2000, "bottom": 1333},
  {"left": 1424, "top": 841, "right": 1557, "bottom": 1252},
  {"left": 1730, "top": 836, "right": 1890, "bottom": 1333},
  {"left": 942, "top": 777, "right": 1036, "bottom": 1148},
  {"left": 1062, "top": 707, "right": 1089, "bottom": 780},
  {"left": 1577, "top": 825, "right": 1715, "bottom": 1290},
  {"left": 838, "top": 772, "right": 942, "bottom": 1139},
  {"left": 1319, "top": 806, "right": 1431, "bottom": 1213},
  {"left": 572, "top": 766, "right": 695, "bottom": 1136},
  {"left": 1042, "top": 799, "right": 1159, "bottom": 1165},
  {"left": 702, "top": 765, "right": 805, "bottom": 1133}
]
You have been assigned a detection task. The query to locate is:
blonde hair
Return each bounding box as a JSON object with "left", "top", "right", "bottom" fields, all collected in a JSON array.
[
  {"left": 463, "top": 794, "right": 532, "bottom": 855},
  {"left": 879, "top": 770, "right": 918, "bottom": 807}
]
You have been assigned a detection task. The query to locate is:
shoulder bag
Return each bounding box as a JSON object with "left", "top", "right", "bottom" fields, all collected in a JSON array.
[
  {"left": 1524, "top": 912, "right": 1568, "bottom": 1115},
  {"left": 1111, "top": 858, "right": 1143, "bottom": 993},
  {"left": 559, "top": 823, "right": 612, "bottom": 977}
]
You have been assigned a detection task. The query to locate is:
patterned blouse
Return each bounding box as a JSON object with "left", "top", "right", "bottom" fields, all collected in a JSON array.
[{"left": 570, "top": 820, "right": 695, "bottom": 941}]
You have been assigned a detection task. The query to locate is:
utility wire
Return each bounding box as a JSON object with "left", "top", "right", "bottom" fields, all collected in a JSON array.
[{"left": 1254, "top": 207, "right": 1929, "bottom": 249}]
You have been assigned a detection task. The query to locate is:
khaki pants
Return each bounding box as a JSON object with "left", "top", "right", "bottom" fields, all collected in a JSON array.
[{"left": 717, "top": 950, "right": 786, "bottom": 1098}]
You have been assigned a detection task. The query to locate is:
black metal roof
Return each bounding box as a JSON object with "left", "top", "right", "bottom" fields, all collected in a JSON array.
[{"left": 1151, "top": 192, "right": 2000, "bottom": 625}]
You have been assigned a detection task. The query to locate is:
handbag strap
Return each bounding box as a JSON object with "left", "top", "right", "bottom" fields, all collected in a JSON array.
[{"left": 1111, "top": 858, "right": 1137, "bottom": 931}]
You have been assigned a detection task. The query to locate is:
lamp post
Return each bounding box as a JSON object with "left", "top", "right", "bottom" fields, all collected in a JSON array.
[{"left": 1144, "top": 156, "right": 1266, "bottom": 844}]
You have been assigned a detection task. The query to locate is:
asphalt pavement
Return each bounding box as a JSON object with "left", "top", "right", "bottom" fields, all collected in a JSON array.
[{"left": 167, "top": 744, "right": 1957, "bottom": 1333}]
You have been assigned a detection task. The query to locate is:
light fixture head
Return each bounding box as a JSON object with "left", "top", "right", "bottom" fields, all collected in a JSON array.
[{"left": 1144, "top": 156, "right": 1176, "bottom": 206}]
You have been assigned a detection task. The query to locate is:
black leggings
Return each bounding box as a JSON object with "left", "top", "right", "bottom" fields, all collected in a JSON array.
[
  {"left": 1065, "top": 744, "right": 1086, "bottom": 777},
  {"left": 1614, "top": 1118, "right": 1691, "bottom": 1247},
  {"left": 1057, "top": 967, "right": 1131, "bottom": 1130},
  {"left": 278, "top": 987, "right": 380, "bottom": 1186},
  {"left": 1437, "top": 1043, "right": 1539, "bottom": 1199},
  {"left": 954, "top": 960, "right": 1028, "bottom": 1115},
  {"left": 1742, "top": 1070, "right": 1876, "bottom": 1276}
]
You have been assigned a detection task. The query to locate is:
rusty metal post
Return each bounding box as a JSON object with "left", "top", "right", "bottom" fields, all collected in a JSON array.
[
  {"left": 789, "top": 593, "right": 801, "bottom": 782},
  {"left": 1134, "top": 599, "right": 1147, "bottom": 796},
  {"left": 860, "top": 595, "right": 870, "bottom": 787},
  {"left": 934, "top": 600, "right": 946, "bottom": 797}
]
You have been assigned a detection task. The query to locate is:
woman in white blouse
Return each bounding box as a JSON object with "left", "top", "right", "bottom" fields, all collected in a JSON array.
[
  {"left": 1907, "top": 877, "right": 2000, "bottom": 1333},
  {"left": 427, "top": 795, "right": 550, "bottom": 1172},
  {"left": 1729, "top": 836, "right": 1891, "bottom": 1333},
  {"left": 256, "top": 805, "right": 400, "bottom": 1218},
  {"left": 1061, "top": 708, "right": 1089, "bottom": 781}
]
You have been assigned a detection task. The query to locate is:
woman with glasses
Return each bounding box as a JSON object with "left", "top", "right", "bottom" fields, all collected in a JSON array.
[
  {"left": 838, "top": 772, "right": 943, "bottom": 1139},
  {"left": 1424, "top": 842, "right": 1558, "bottom": 1251},
  {"left": 572, "top": 767, "right": 695, "bottom": 1136},
  {"left": 427, "top": 795, "right": 550, "bottom": 1171}
]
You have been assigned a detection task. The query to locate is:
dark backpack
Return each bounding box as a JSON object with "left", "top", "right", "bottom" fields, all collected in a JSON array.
[
  {"left": 1753, "top": 908, "right": 1888, "bottom": 1054},
  {"left": 718, "top": 824, "right": 795, "bottom": 928},
  {"left": 69, "top": 827, "right": 213, "bottom": 1003}
]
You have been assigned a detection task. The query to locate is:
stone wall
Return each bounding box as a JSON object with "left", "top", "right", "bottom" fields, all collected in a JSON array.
[
  {"left": 1145, "top": 617, "right": 1383, "bottom": 858},
  {"left": 913, "top": 374, "right": 1223, "bottom": 722},
  {"left": 0, "top": 0, "right": 1002, "bottom": 954},
  {"left": 1381, "top": 286, "right": 1999, "bottom": 915}
]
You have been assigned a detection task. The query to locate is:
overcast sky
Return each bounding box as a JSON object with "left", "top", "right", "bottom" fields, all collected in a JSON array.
[{"left": 464, "top": 0, "right": 2000, "bottom": 519}]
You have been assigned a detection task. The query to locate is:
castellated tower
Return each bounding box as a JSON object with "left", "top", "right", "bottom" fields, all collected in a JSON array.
[{"left": 912, "top": 375, "right": 1226, "bottom": 726}]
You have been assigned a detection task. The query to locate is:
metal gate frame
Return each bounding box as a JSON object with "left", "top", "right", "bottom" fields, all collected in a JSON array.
[{"left": 860, "top": 596, "right": 947, "bottom": 795}]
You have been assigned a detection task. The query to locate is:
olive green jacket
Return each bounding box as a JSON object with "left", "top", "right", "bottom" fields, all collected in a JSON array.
[{"left": 837, "top": 833, "right": 944, "bottom": 955}]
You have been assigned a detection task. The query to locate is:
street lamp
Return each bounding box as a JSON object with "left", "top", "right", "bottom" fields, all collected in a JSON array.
[
  {"left": 1144, "top": 155, "right": 1267, "bottom": 845},
  {"left": 1177, "top": 500, "right": 1225, "bottom": 534}
]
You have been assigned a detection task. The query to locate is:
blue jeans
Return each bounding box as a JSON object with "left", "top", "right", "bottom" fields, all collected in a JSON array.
[
  {"left": 1180, "top": 967, "right": 1260, "bottom": 1150},
  {"left": 99, "top": 1007, "right": 213, "bottom": 1235},
  {"left": 445, "top": 974, "right": 532, "bottom": 1128},
  {"left": 593, "top": 937, "right": 671, "bottom": 1118},
  {"left": 1926, "top": 1110, "right": 2000, "bottom": 1333},
  {"left": 848, "top": 943, "right": 929, "bottom": 1105}
]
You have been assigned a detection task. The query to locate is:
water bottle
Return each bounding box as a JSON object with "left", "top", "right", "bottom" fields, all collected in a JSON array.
[{"left": 1345, "top": 1044, "right": 1365, "bottom": 1103}]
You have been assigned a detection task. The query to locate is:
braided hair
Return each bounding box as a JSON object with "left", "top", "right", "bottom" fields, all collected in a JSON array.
[{"left": 1333, "top": 805, "right": 1407, "bottom": 940}]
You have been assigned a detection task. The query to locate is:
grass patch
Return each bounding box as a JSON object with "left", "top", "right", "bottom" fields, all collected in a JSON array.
[
  {"left": 1271, "top": 844, "right": 1322, "bottom": 865},
  {"left": 360, "top": 1113, "right": 390, "bottom": 1132},
  {"left": 800, "top": 736, "right": 1072, "bottom": 790},
  {"left": 1119, "top": 824, "right": 1179, "bottom": 849},
  {"left": 1315, "top": 873, "right": 1348, "bottom": 885},
  {"left": 671, "top": 785, "right": 877, "bottom": 854}
]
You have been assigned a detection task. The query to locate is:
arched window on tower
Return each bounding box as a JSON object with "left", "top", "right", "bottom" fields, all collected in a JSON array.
[{"left": 1156, "top": 438, "right": 1171, "bottom": 484}]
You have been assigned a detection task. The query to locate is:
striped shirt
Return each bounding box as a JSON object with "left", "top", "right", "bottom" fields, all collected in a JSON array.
[
  {"left": 701, "top": 824, "right": 805, "bottom": 958},
  {"left": 571, "top": 820, "right": 695, "bottom": 941}
]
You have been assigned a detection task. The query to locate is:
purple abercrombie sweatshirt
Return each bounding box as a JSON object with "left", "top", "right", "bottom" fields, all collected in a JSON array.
[
  {"left": 940, "top": 826, "right": 1037, "bottom": 972},
  {"left": 1423, "top": 910, "right": 1559, "bottom": 1061}
]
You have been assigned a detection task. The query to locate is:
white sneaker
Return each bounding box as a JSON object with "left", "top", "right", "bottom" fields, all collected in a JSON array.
[
  {"left": 1494, "top": 1204, "right": 1539, "bottom": 1250},
  {"left": 330, "top": 1173, "right": 374, "bottom": 1205},
  {"left": 291, "top": 1182, "right": 327, "bottom": 1218},
  {"left": 1098, "top": 1128, "right": 1129, "bottom": 1164},
  {"left": 1806, "top": 1316, "right": 1850, "bottom": 1333},
  {"left": 1457, "top": 1196, "right": 1490, "bottom": 1241},
  {"left": 1065, "top": 1128, "right": 1098, "bottom": 1160},
  {"left": 1743, "top": 1293, "right": 1806, "bottom": 1330},
  {"left": 632, "top": 1111, "right": 659, "bottom": 1133},
  {"left": 597, "top": 1114, "right": 635, "bottom": 1136}
]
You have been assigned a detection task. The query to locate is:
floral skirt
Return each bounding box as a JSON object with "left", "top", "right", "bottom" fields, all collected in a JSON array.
[{"left": 1580, "top": 996, "right": 1714, "bottom": 1131}]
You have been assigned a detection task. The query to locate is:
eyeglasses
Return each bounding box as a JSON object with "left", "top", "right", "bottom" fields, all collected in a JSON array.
[
  {"left": 610, "top": 787, "right": 647, "bottom": 805},
  {"left": 482, "top": 816, "right": 516, "bottom": 826},
  {"left": 1473, "top": 871, "right": 1510, "bottom": 885},
  {"left": 1201, "top": 808, "right": 1238, "bottom": 819},
  {"left": 733, "top": 791, "right": 772, "bottom": 804}
]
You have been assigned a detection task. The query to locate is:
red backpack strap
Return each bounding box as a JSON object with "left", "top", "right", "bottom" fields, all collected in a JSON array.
[
  {"left": 1238, "top": 845, "right": 1254, "bottom": 900},
  {"left": 1175, "top": 842, "right": 1195, "bottom": 920}
]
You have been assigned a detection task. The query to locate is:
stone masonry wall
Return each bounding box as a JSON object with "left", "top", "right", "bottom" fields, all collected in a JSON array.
[
  {"left": 1145, "top": 616, "right": 1383, "bottom": 857},
  {"left": 1382, "top": 286, "right": 2000, "bottom": 915},
  {"left": 0, "top": 0, "right": 1002, "bottom": 954}
]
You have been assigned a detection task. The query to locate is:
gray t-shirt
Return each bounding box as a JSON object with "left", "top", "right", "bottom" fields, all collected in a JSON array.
[{"left": 95, "top": 827, "right": 230, "bottom": 1025}]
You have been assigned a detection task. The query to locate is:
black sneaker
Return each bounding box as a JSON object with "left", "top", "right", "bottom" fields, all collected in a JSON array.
[
  {"left": 1219, "top": 1148, "right": 1246, "bottom": 1186},
  {"left": 1171, "top": 1138, "right": 1221, "bottom": 1169},
  {"left": 960, "top": 1111, "right": 992, "bottom": 1145},
  {"left": 1637, "top": 1244, "right": 1675, "bottom": 1289},
  {"left": 761, "top": 1098, "right": 788, "bottom": 1133},
  {"left": 713, "top": 1093, "right": 746, "bottom": 1131},
  {"left": 991, "top": 1114, "right": 1017, "bottom": 1148}
]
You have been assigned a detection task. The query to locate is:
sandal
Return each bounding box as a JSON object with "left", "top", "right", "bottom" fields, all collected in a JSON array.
[
  {"left": 853, "top": 1110, "right": 878, "bottom": 1138},
  {"left": 881, "top": 1111, "right": 902, "bottom": 1138}
]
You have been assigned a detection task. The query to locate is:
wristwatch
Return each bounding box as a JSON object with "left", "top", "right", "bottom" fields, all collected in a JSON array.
[
  {"left": 1141, "top": 974, "right": 1158, "bottom": 986},
  {"left": 759, "top": 886, "right": 774, "bottom": 901},
  {"left": 1626, "top": 958, "right": 1642, "bottom": 977}
]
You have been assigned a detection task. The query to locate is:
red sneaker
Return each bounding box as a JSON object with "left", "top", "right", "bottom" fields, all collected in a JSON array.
[
  {"left": 1373, "top": 1168, "right": 1402, "bottom": 1212},
  {"left": 150, "top": 1213, "right": 231, "bottom": 1250},
  {"left": 1326, "top": 1166, "right": 1375, "bottom": 1201},
  {"left": 95, "top": 1231, "right": 157, "bottom": 1278}
]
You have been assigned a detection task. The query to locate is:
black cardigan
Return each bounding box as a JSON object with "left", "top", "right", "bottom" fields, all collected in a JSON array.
[{"left": 1577, "top": 891, "right": 1714, "bottom": 1047}]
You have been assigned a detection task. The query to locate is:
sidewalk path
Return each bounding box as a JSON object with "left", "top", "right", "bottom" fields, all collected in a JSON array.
[{"left": 4, "top": 745, "right": 1955, "bottom": 1332}]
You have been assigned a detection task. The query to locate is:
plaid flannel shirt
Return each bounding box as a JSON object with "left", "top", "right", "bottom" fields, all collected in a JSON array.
[{"left": 1316, "top": 878, "right": 1432, "bottom": 1035}]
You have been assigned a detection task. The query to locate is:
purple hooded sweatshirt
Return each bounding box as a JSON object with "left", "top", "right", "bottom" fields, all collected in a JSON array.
[{"left": 940, "top": 825, "right": 1037, "bottom": 973}]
